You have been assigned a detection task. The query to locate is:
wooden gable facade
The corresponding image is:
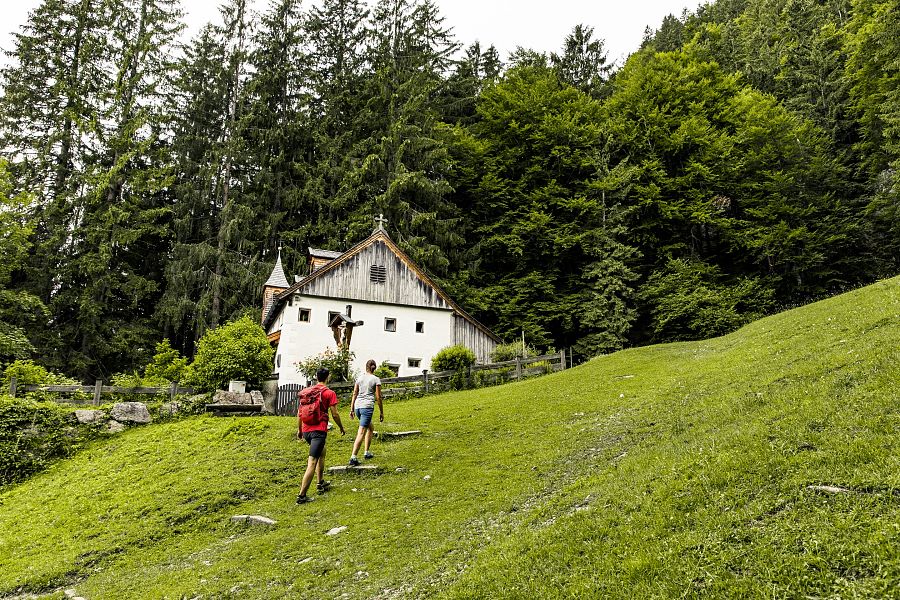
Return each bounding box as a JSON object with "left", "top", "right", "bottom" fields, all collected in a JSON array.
[{"left": 263, "top": 229, "right": 499, "bottom": 366}]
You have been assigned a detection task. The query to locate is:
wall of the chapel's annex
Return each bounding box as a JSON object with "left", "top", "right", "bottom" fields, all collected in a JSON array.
[
  {"left": 453, "top": 314, "right": 497, "bottom": 363},
  {"left": 271, "top": 295, "right": 455, "bottom": 385}
]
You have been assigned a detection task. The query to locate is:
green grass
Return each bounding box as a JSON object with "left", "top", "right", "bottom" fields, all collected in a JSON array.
[{"left": 1, "top": 276, "right": 899, "bottom": 599}]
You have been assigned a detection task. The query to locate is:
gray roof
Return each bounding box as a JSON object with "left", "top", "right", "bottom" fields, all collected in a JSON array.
[
  {"left": 308, "top": 247, "right": 343, "bottom": 259},
  {"left": 264, "top": 249, "right": 291, "bottom": 288}
]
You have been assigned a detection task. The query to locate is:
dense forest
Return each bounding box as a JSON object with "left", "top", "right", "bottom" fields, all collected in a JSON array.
[{"left": 0, "top": 0, "right": 897, "bottom": 381}]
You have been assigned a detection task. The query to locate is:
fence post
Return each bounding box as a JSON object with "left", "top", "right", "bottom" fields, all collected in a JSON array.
[
  {"left": 8, "top": 377, "right": 16, "bottom": 398},
  {"left": 515, "top": 357, "right": 522, "bottom": 380},
  {"left": 559, "top": 349, "right": 567, "bottom": 371},
  {"left": 93, "top": 380, "right": 103, "bottom": 405},
  {"left": 422, "top": 369, "right": 429, "bottom": 394},
  {"left": 169, "top": 381, "right": 178, "bottom": 402}
]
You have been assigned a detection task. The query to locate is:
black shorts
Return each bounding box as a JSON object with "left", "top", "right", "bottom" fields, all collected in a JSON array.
[{"left": 303, "top": 431, "right": 327, "bottom": 459}]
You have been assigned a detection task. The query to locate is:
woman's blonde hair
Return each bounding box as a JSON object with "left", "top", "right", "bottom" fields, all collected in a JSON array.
[{"left": 366, "top": 359, "right": 377, "bottom": 372}]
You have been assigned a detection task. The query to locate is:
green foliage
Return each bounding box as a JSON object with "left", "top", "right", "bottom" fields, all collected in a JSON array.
[
  {"left": 374, "top": 361, "right": 398, "bottom": 379},
  {"left": 183, "top": 316, "right": 274, "bottom": 393},
  {"left": 0, "top": 327, "right": 33, "bottom": 366},
  {"left": 1, "top": 360, "right": 90, "bottom": 404},
  {"left": 295, "top": 346, "right": 355, "bottom": 384},
  {"left": 430, "top": 344, "right": 477, "bottom": 390},
  {"left": 491, "top": 341, "right": 539, "bottom": 362},
  {"left": 0, "top": 160, "right": 46, "bottom": 366},
  {"left": 431, "top": 345, "right": 477, "bottom": 376},
  {"left": 143, "top": 339, "right": 189, "bottom": 383},
  {"left": 641, "top": 259, "right": 776, "bottom": 341},
  {"left": 0, "top": 397, "right": 101, "bottom": 486}
]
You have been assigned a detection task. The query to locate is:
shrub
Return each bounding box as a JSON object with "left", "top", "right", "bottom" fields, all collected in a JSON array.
[
  {"left": 431, "top": 345, "right": 477, "bottom": 372},
  {"left": 374, "top": 361, "right": 397, "bottom": 379},
  {"left": 296, "top": 346, "right": 356, "bottom": 383},
  {"left": 183, "top": 317, "right": 274, "bottom": 393},
  {"left": 491, "top": 341, "right": 540, "bottom": 362},
  {"left": 431, "top": 345, "right": 477, "bottom": 390},
  {"left": 144, "top": 339, "right": 188, "bottom": 383},
  {"left": 1, "top": 360, "right": 90, "bottom": 404},
  {"left": 109, "top": 371, "right": 169, "bottom": 403},
  {"left": 0, "top": 397, "right": 102, "bottom": 485}
]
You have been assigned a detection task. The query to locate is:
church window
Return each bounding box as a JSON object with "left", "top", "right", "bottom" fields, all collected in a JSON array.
[
  {"left": 298, "top": 308, "right": 310, "bottom": 323},
  {"left": 384, "top": 317, "right": 397, "bottom": 332},
  {"left": 370, "top": 264, "right": 387, "bottom": 284},
  {"left": 276, "top": 355, "right": 281, "bottom": 367},
  {"left": 408, "top": 358, "right": 421, "bottom": 368},
  {"left": 415, "top": 321, "right": 424, "bottom": 333}
]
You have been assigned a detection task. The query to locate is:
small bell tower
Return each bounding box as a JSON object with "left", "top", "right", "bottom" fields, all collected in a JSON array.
[{"left": 262, "top": 245, "right": 290, "bottom": 325}]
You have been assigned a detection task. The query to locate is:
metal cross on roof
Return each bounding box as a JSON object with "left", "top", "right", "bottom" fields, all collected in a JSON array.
[{"left": 374, "top": 213, "right": 388, "bottom": 231}]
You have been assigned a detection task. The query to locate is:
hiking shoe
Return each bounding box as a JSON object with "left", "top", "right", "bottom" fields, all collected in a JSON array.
[
  {"left": 296, "top": 493, "right": 312, "bottom": 505},
  {"left": 363, "top": 451, "right": 374, "bottom": 460},
  {"left": 316, "top": 480, "right": 331, "bottom": 493},
  {"left": 348, "top": 457, "right": 360, "bottom": 467}
]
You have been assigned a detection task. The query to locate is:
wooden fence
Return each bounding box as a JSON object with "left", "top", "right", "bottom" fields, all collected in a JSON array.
[
  {"left": 274, "top": 350, "right": 567, "bottom": 416},
  {"left": 7, "top": 378, "right": 193, "bottom": 405}
]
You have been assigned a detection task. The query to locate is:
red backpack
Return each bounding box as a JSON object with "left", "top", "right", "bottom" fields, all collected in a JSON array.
[{"left": 298, "top": 385, "right": 328, "bottom": 428}]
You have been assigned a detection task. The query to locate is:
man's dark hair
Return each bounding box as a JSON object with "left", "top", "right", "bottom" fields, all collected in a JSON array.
[{"left": 316, "top": 367, "right": 330, "bottom": 382}]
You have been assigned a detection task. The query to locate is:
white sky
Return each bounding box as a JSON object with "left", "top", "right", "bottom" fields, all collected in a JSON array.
[{"left": 0, "top": 0, "right": 703, "bottom": 69}]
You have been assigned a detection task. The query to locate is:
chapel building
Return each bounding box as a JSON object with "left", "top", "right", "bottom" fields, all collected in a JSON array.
[{"left": 261, "top": 221, "right": 500, "bottom": 385}]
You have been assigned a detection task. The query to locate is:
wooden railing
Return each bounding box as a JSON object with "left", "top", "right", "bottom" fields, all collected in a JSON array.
[
  {"left": 6, "top": 378, "right": 193, "bottom": 405},
  {"left": 328, "top": 350, "right": 567, "bottom": 401}
]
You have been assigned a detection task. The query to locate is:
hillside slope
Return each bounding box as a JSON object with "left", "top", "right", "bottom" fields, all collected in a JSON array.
[{"left": 1, "top": 277, "right": 898, "bottom": 599}]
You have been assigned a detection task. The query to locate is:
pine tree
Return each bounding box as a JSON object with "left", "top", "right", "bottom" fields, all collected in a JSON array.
[
  {"left": 550, "top": 24, "right": 612, "bottom": 98},
  {"left": 305, "top": 0, "right": 370, "bottom": 249},
  {"left": 242, "top": 0, "right": 311, "bottom": 274},
  {"left": 158, "top": 0, "right": 258, "bottom": 353},
  {"left": 343, "top": 0, "right": 464, "bottom": 276}
]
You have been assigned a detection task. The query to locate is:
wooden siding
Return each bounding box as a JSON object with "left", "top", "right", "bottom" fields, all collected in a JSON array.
[
  {"left": 301, "top": 240, "right": 452, "bottom": 310},
  {"left": 453, "top": 314, "right": 497, "bottom": 363}
]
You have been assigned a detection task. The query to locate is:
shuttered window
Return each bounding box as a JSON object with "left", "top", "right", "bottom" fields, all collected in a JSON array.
[{"left": 370, "top": 264, "right": 387, "bottom": 284}]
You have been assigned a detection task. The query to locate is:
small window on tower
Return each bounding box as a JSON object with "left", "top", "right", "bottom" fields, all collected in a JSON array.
[
  {"left": 298, "top": 308, "right": 310, "bottom": 323},
  {"left": 408, "top": 358, "right": 421, "bottom": 368},
  {"left": 276, "top": 355, "right": 281, "bottom": 368},
  {"left": 370, "top": 264, "right": 387, "bottom": 284},
  {"left": 415, "top": 321, "right": 424, "bottom": 333},
  {"left": 384, "top": 317, "right": 397, "bottom": 332}
]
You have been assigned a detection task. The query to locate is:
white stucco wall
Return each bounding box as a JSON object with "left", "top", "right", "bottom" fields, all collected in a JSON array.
[{"left": 270, "top": 295, "right": 454, "bottom": 385}]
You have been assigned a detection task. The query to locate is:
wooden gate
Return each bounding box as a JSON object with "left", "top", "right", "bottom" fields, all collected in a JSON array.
[{"left": 275, "top": 384, "right": 302, "bottom": 416}]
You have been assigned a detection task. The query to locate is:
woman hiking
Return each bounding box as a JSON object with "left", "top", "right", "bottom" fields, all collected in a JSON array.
[{"left": 348, "top": 359, "right": 383, "bottom": 466}]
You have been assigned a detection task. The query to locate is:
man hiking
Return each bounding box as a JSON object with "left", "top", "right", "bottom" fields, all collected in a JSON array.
[
  {"left": 348, "top": 359, "right": 383, "bottom": 466},
  {"left": 296, "top": 367, "right": 345, "bottom": 504}
]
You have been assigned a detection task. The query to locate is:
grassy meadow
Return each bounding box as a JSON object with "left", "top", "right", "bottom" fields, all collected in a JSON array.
[{"left": 0, "top": 276, "right": 898, "bottom": 599}]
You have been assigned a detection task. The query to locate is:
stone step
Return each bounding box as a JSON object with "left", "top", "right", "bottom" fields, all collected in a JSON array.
[
  {"left": 328, "top": 464, "right": 379, "bottom": 473},
  {"left": 375, "top": 430, "right": 422, "bottom": 439}
]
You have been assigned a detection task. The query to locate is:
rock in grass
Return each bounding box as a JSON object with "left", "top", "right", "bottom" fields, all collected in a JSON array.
[
  {"left": 110, "top": 402, "right": 152, "bottom": 424},
  {"left": 74, "top": 409, "right": 105, "bottom": 424},
  {"left": 107, "top": 420, "right": 126, "bottom": 433},
  {"left": 326, "top": 526, "right": 348, "bottom": 536},
  {"left": 807, "top": 484, "right": 851, "bottom": 494},
  {"left": 231, "top": 515, "right": 277, "bottom": 526}
]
